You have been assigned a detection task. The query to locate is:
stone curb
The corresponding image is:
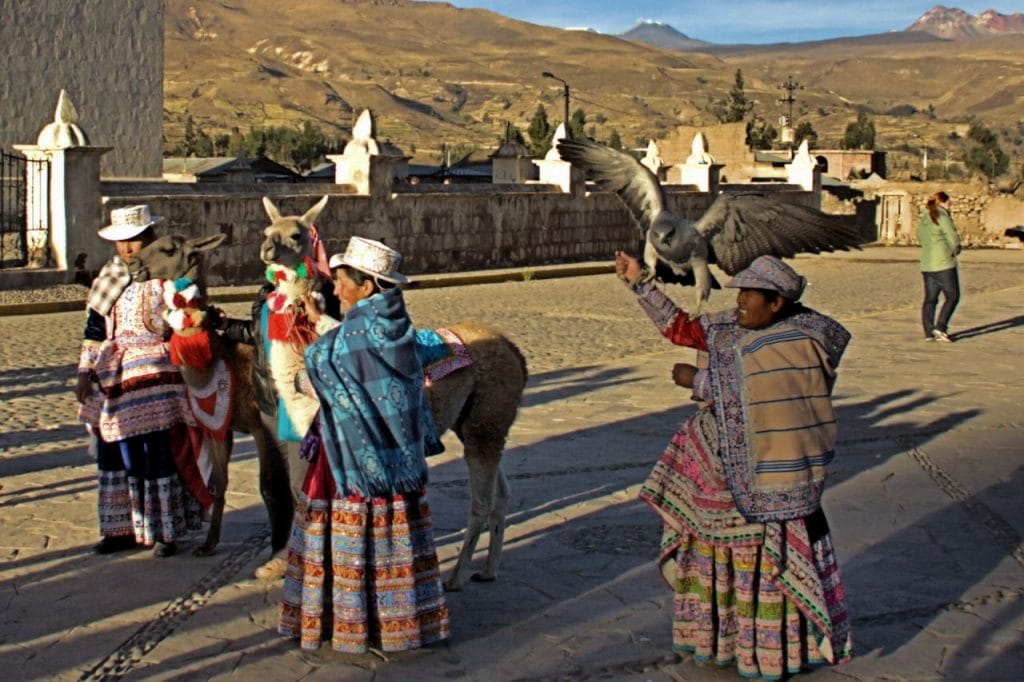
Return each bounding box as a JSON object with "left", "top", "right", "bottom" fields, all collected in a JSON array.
[{"left": 0, "top": 262, "right": 616, "bottom": 317}]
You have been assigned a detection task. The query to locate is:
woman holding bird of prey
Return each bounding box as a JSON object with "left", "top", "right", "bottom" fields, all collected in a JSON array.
[{"left": 616, "top": 250, "right": 853, "bottom": 678}]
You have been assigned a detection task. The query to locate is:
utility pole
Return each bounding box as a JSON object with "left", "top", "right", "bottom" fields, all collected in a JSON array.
[
  {"left": 776, "top": 75, "right": 803, "bottom": 149},
  {"left": 777, "top": 75, "right": 803, "bottom": 125}
]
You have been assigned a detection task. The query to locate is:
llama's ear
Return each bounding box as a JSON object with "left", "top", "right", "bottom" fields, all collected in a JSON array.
[
  {"left": 262, "top": 196, "right": 282, "bottom": 222},
  {"left": 301, "top": 195, "right": 329, "bottom": 226},
  {"left": 187, "top": 233, "right": 228, "bottom": 252}
]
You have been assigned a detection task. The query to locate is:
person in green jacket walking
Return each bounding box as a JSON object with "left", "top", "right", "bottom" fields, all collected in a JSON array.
[{"left": 918, "top": 191, "right": 962, "bottom": 342}]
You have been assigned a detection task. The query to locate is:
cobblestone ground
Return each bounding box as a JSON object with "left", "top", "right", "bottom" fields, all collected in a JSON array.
[{"left": 1, "top": 247, "right": 1022, "bottom": 681}]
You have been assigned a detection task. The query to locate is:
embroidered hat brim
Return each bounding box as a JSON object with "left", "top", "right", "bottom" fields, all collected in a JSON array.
[
  {"left": 328, "top": 253, "right": 409, "bottom": 283},
  {"left": 724, "top": 255, "right": 806, "bottom": 300},
  {"left": 328, "top": 237, "right": 409, "bottom": 283},
  {"left": 97, "top": 215, "right": 165, "bottom": 241}
]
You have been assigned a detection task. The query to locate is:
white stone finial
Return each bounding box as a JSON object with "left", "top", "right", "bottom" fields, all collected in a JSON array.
[
  {"left": 786, "top": 138, "right": 819, "bottom": 191},
  {"left": 343, "top": 109, "right": 380, "bottom": 156},
  {"left": 544, "top": 123, "right": 568, "bottom": 160},
  {"left": 36, "top": 89, "right": 89, "bottom": 148},
  {"left": 788, "top": 139, "right": 816, "bottom": 172},
  {"left": 795, "top": 139, "right": 811, "bottom": 162},
  {"left": 685, "top": 132, "right": 714, "bottom": 165},
  {"left": 55, "top": 89, "right": 78, "bottom": 124},
  {"left": 641, "top": 139, "right": 664, "bottom": 174}
]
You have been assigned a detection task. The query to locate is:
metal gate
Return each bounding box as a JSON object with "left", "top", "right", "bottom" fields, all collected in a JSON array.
[{"left": 1, "top": 150, "right": 50, "bottom": 268}]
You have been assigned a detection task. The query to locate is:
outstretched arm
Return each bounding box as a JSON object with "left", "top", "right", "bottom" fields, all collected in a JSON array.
[{"left": 616, "top": 251, "right": 707, "bottom": 350}]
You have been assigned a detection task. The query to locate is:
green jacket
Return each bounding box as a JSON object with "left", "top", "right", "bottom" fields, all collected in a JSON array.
[{"left": 918, "top": 207, "right": 961, "bottom": 272}]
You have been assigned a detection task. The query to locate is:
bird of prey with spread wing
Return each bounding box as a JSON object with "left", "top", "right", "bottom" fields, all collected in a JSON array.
[{"left": 557, "top": 138, "right": 864, "bottom": 312}]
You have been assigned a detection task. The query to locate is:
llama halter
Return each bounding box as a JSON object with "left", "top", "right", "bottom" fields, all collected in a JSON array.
[
  {"left": 162, "top": 277, "right": 207, "bottom": 332},
  {"left": 162, "top": 277, "right": 214, "bottom": 369},
  {"left": 264, "top": 260, "right": 322, "bottom": 345}
]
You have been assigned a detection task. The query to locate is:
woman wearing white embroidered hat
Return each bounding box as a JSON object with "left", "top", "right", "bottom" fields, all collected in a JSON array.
[
  {"left": 74, "top": 205, "right": 203, "bottom": 557},
  {"left": 279, "top": 236, "right": 449, "bottom": 653}
]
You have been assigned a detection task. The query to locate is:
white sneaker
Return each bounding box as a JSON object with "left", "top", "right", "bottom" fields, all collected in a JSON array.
[{"left": 933, "top": 330, "right": 953, "bottom": 343}]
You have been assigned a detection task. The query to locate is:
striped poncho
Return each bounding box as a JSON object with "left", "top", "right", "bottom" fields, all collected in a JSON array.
[{"left": 703, "top": 308, "right": 851, "bottom": 522}]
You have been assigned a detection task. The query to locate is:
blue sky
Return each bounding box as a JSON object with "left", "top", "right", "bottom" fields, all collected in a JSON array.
[{"left": 440, "top": 1, "right": 1009, "bottom": 44}]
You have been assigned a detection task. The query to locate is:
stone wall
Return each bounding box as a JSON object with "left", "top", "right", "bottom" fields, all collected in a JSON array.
[
  {"left": 852, "top": 180, "right": 1024, "bottom": 246},
  {"left": 0, "top": 1, "right": 163, "bottom": 178},
  {"left": 95, "top": 183, "right": 817, "bottom": 286}
]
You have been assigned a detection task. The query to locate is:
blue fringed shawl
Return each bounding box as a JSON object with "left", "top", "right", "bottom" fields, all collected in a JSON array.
[{"left": 303, "top": 287, "right": 432, "bottom": 497}]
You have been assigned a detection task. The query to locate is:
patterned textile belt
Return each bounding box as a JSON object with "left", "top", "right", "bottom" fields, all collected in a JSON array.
[{"left": 110, "top": 334, "right": 165, "bottom": 349}]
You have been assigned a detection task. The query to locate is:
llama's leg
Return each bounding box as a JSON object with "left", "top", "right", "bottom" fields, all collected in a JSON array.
[
  {"left": 444, "top": 453, "right": 498, "bottom": 592},
  {"left": 256, "top": 411, "right": 296, "bottom": 555},
  {"left": 472, "top": 465, "right": 510, "bottom": 582},
  {"left": 195, "top": 435, "right": 230, "bottom": 556}
]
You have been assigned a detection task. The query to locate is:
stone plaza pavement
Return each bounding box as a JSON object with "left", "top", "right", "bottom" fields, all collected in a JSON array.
[{"left": 1, "top": 247, "right": 1022, "bottom": 681}]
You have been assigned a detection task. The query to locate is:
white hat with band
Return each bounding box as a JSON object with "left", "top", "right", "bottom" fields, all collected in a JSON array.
[
  {"left": 328, "top": 236, "right": 408, "bottom": 284},
  {"left": 98, "top": 205, "right": 165, "bottom": 241}
]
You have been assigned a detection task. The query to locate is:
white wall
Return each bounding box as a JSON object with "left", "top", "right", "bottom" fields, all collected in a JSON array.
[{"left": 0, "top": 0, "right": 164, "bottom": 177}]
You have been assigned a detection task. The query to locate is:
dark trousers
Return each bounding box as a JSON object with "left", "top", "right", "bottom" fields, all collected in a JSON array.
[{"left": 922, "top": 267, "right": 960, "bottom": 336}]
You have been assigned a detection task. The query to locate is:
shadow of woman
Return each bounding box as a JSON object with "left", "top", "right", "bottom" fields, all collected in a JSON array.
[{"left": 951, "top": 314, "right": 1024, "bottom": 341}]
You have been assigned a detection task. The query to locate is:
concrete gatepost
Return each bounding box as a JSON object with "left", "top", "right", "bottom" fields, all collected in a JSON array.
[
  {"left": 13, "top": 90, "right": 110, "bottom": 274},
  {"left": 326, "top": 109, "right": 394, "bottom": 199},
  {"left": 667, "top": 132, "right": 722, "bottom": 192},
  {"left": 786, "top": 139, "right": 821, "bottom": 194},
  {"left": 533, "top": 124, "right": 584, "bottom": 195}
]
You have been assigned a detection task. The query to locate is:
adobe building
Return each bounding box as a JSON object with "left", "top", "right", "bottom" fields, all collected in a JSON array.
[{"left": 0, "top": 1, "right": 164, "bottom": 177}]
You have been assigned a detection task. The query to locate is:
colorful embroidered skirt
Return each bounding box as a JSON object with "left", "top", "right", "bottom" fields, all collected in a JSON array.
[
  {"left": 639, "top": 409, "right": 852, "bottom": 680},
  {"left": 279, "top": 452, "right": 450, "bottom": 653},
  {"left": 96, "top": 424, "right": 204, "bottom": 546}
]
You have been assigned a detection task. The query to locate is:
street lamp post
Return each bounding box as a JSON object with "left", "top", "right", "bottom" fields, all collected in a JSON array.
[{"left": 542, "top": 71, "right": 571, "bottom": 138}]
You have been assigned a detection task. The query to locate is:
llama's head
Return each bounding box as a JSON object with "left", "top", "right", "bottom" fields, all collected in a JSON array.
[
  {"left": 260, "top": 195, "right": 329, "bottom": 267},
  {"left": 131, "top": 233, "right": 228, "bottom": 290}
]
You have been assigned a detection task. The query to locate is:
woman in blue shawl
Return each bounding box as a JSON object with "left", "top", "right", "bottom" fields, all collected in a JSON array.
[{"left": 278, "top": 237, "right": 449, "bottom": 654}]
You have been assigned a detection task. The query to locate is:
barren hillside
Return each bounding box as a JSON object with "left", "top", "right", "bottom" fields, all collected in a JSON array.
[{"left": 164, "top": 0, "right": 1024, "bottom": 173}]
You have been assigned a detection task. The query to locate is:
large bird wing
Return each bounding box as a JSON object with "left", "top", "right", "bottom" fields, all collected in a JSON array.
[
  {"left": 695, "top": 193, "right": 864, "bottom": 275},
  {"left": 557, "top": 138, "right": 665, "bottom": 239}
]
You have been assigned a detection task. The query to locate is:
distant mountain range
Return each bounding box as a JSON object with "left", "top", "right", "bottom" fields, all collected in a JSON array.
[
  {"left": 908, "top": 6, "right": 1024, "bottom": 39},
  {"left": 618, "top": 5, "right": 1024, "bottom": 49},
  {"left": 163, "top": 0, "right": 1024, "bottom": 175}
]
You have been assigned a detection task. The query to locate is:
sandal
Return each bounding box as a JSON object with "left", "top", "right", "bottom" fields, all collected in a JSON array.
[{"left": 254, "top": 556, "right": 287, "bottom": 580}]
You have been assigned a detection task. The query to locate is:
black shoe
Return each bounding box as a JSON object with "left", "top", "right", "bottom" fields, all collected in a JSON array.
[
  {"left": 95, "top": 536, "right": 137, "bottom": 555},
  {"left": 153, "top": 541, "right": 178, "bottom": 557}
]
